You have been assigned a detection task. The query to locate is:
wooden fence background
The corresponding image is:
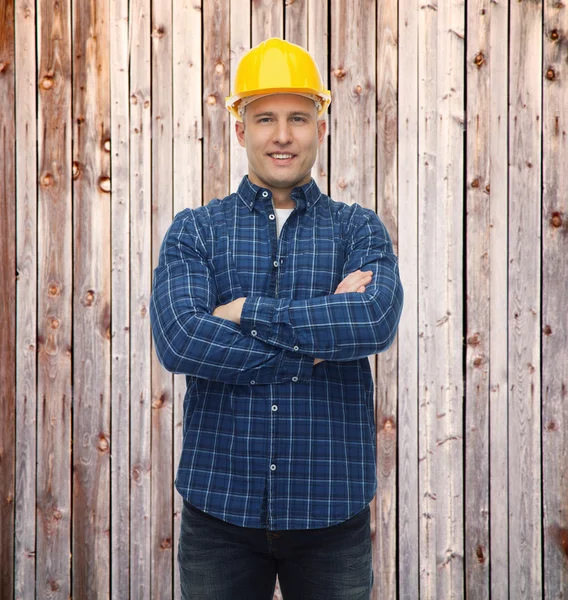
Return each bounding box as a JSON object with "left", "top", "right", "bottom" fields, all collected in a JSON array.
[{"left": 1, "top": 0, "right": 567, "bottom": 598}]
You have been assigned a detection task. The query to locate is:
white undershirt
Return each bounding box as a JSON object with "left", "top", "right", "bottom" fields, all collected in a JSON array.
[{"left": 274, "top": 208, "right": 294, "bottom": 236}]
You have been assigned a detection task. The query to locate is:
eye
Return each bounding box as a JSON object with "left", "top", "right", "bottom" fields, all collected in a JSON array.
[
  {"left": 256, "top": 117, "right": 273, "bottom": 124},
  {"left": 291, "top": 116, "right": 307, "bottom": 123}
]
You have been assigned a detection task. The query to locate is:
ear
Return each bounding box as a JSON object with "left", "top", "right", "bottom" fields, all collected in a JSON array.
[
  {"left": 235, "top": 120, "right": 246, "bottom": 148},
  {"left": 317, "top": 119, "right": 327, "bottom": 145}
]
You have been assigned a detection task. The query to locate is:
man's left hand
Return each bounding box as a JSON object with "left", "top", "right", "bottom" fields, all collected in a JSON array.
[{"left": 213, "top": 297, "right": 246, "bottom": 325}]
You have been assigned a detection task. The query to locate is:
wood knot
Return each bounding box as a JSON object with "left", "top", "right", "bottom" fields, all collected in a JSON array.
[
  {"left": 550, "top": 212, "right": 563, "bottom": 227},
  {"left": 485, "top": 184, "right": 490, "bottom": 193},
  {"left": 206, "top": 94, "right": 217, "bottom": 105},
  {"left": 337, "top": 178, "right": 347, "bottom": 190},
  {"left": 50, "top": 581, "right": 60, "bottom": 592},
  {"left": 53, "top": 509, "right": 62, "bottom": 520},
  {"left": 40, "top": 75, "right": 54, "bottom": 90},
  {"left": 103, "top": 139, "right": 111, "bottom": 152},
  {"left": 474, "top": 52, "right": 485, "bottom": 68},
  {"left": 152, "top": 26, "right": 165, "bottom": 39},
  {"left": 475, "top": 544, "right": 486, "bottom": 563},
  {"left": 471, "top": 178, "right": 480, "bottom": 188},
  {"left": 544, "top": 324, "right": 552, "bottom": 336},
  {"left": 76, "top": 115, "right": 85, "bottom": 125},
  {"left": 333, "top": 67, "right": 346, "bottom": 79},
  {"left": 140, "top": 305, "right": 147, "bottom": 317},
  {"left": 152, "top": 393, "right": 167, "bottom": 409},
  {"left": 0, "top": 61, "right": 9, "bottom": 73},
  {"left": 550, "top": 29, "right": 560, "bottom": 41},
  {"left": 214, "top": 62, "right": 225, "bottom": 75},
  {"left": 72, "top": 161, "right": 81, "bottom": 179},
  {"left": 83, "top": 290, "right": 95, "bottom": 306},
  {"left": 473, "top": 356, "right": 483, "bottom": 367},
  {"left": 48, "top": 282, "right": 61, "bottom": 297},
  {"left": 160, "top": 538, "right": 172, "bottom": 550},
  {"left": 546, "top": 68, "right": 556, "bottom": 81},
  {"left": 467, "top": 334, "right": 480, "bottom": 346},
  {"left": 130, "top": 94, "right": 138, "bottom": 105},
  {"left": 99, "top": 177, "right": 111, "bottom": 193},
  {"left": 546, "top": 420, "right": 558, "bottom": 431},
  {"left": 41, "top": 173, "right": 54, "bottom": 187},
  {"left": 354, "top": 84, "right": 363, "bottom": 94},
  {"left": 50, "top": 317, "right": 60, "bottom": 330},
  {"left": 97, "top": 434, "right": 109, "bottom": 453},
  {"left": 382, "top": 418, "right": 395, "bottom": 432}
]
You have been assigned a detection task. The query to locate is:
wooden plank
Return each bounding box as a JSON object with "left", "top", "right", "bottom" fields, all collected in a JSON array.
[
  {"left": 129, "top": 0, "right": 152, "bottom": 596},
  {"left": 36, "top": 0, "right": 73, "bottom": 596},
  {"left": 72, "top": 0, "right": 112, "bottom": 595},
  {"left": 229, "top": 0, "right": 250, "bottom": 193},
  {"left": 110, "top": 0, "right": 130, "bottom": 596},
  {"left": 397, "top": 0, "right": 419, "bottom": 597},
  {"left": 172, "top": 0, "right": 202, "bottom": 597},
  {"left": 330, "top": 0, "right": 376, "bottom": 210},
  {"left": 252, "top": 0, "right": 283, "bottom": 44},
  {"left": 14, "top": 0, "right": 38, "bottom": 597},
  {"left": 151, "top": 0, "right": 174, "bottom": 595},
  {"left": 308, "top": 0, "right": 330, "bottom": 194},
  {"left": 0, "top": 0, "right": 16, "bottom": 594},
  {"left": 508, "top": 1, "right": 542, "bottom": 597},
  {"left": 487, "top": 1, "right": 509, "bottom": 598},
  {"left": 285, "top": 0, "right": 307, "bottom": 46},
  {"left": 464, "top": 0, "right": 490, "bottom": 597},
  {"left": 373, "top": 0, "right": 398, "bottom": 597},
  {"left": 542, "top": 1, "right": 568, "bottom": 597},
  {"left": 203, "top": 0, "right": 230, "bottom": 201},
  {"left": 418, "top": 0, "right": 465, "bottom": 596}
]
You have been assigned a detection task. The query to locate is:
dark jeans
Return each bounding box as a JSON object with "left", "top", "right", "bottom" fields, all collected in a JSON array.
[{"left": 179, "top": 501, "right": 373, "bottom": 600}]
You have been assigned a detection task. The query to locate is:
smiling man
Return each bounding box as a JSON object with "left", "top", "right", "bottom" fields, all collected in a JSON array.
[{"left": 150, "top": 38, "right": 403, "bottom": 600}]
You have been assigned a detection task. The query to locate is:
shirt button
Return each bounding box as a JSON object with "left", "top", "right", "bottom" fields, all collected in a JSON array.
[
  {"left": 250, "top": 380, "right": 256, "bottom": 385},
  {"left": 292, "top": 376, "right": 298, "bottom": 383},
  {"left": 270, "top": 464, "right": 276, "bottom": 471},
  {"left": 271, "top": 405, "right": 278, "bottom": 412},
  {"left": 269, "top": 214, "right": 275, "bottom": 220},
  {"left": 273, "top": 260, "right": 279, "bottom": 268},
  {"left": 251, "top": 330, "right": 257, "bottom": 337},
  {"left": 262, "top": 191, "right": 269, "bottom": 198},
  {"left": 293, "top": 345, "right": 299, "bottom": 352}
]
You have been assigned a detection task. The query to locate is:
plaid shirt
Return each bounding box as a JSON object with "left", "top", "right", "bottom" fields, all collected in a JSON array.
[{"left": 150, "top": 176, "right": 403, "bottom": 530}]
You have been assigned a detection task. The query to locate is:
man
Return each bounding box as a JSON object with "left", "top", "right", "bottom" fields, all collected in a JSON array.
[{"left": 150, "top": 38, "right": 403, "bottom": 600}]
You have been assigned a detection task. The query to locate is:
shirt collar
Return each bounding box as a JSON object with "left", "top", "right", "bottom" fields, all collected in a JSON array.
[{"left": 236, "top": 176, "right": 322, "bottom": 214}]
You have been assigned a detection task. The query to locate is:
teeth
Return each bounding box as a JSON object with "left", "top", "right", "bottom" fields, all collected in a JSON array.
[{"left": 271, "top": 154, "right": 293, "bottom": 159}]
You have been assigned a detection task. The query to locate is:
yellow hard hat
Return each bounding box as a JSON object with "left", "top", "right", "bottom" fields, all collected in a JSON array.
[{"left": 226, "top": 38, "right": 331, "bottom": 120}]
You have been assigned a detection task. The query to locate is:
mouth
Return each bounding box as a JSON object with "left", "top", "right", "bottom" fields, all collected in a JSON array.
[{"left": 268, "top": 152, "right": 296, "bottom": 163}]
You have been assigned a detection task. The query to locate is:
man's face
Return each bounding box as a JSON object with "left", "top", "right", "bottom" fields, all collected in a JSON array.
[{"left": 235, "top": 94, "right": 326, "bottom": 195}]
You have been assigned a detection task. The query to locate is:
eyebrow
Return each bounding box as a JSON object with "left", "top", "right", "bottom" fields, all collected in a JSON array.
[{"left": 251, "top": 110, "right": 314, "bottom": 119}]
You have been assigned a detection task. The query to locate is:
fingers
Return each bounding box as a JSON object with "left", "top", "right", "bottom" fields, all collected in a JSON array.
[{"left": 334, "top": 270, "right": 373, "bottom": 295}]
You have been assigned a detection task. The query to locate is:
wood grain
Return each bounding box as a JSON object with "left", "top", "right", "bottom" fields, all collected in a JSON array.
[
  {"left": 542, "top": 1, "right": 568, "bottom": 597},
  {"left": 14, "top": 0, "right": 38, "bottom": 597},
  {"left": 508, "top": 1, "right": 543, "bottom": 597},
  {"left": 151, "top": 0, "right": 174, "bottom": 595},
  {"left": 0, "top": 0, "right": 16, "bottom": 595},
  {"left": 110, "top": 0, "right": 131, "bottom": 595},
  {"left": 465, "top": 0, "right": 490, "bottom": 597},
  {"left": 36, "top": 0, "right": 73, "bottom": 596}
]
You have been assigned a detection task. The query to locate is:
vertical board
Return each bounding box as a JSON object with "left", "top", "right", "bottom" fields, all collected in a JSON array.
[
  {"left": 110, "top": 0, "right": 131, "bottom": 596},
  {"left": 488, "top": 1, "right": 509, "bottom": 598},
  {"left": 418, "top": 0, "right": 465, "bottom": 596},
  {"left": 508, "top": 1, "right": 542, "bottom": 597},
  {"left": 307, "top": 0, "right": 330, "bottom": 195},
  {"left": 130, "top": 0, "right": 152, "bottom": 596},
  {"left": 397, "top": 0, "right": 419, "bottom": 597},
  {"left": 330, "top": 0, "right": 376, "bottom": 210},
  {"left": 36, "top": 0, "right": 73, "bottom": 596},
  {"left": 172, "top": 1, "right": 203, "bottom": 597},
  {"left": 14, "top": 0, "right": 38, "bottom": 596},
  {"left": 374, "top": 0, "right": 398, "bottom": 598},
  {"left": 204, "top": 0, "right": 230, "bottom": 201},
  {"left": 72, "top": 0, "right": 112, "bottom": 595},
  {"left": 252, "top": 0, "right": 283, "bottom": 43},
  {"left": 465, "top": 0, "right": 490, "bottom": 597},
  {"left": 151, "top": 0, "right": 174, "bottom": 595},
  {"left": 542, "top": 1, "right": 568, "bottom": 596},
  {"left": 0, "top": 0, "right": 16, "bottom": 594},
  {"left": 285, "top": 0, "right": 307, "bottom": 46},
  {"left": 229, "top": 0, "right": 250, "bottom": 193}
]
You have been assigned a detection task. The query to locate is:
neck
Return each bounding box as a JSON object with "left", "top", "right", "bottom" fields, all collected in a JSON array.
[{"left": 271, "top": 188, "right": 295, "bottom": 209}]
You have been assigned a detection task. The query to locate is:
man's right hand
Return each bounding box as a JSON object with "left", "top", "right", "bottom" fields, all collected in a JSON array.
[{"left": 333, "top": 270, "right": 373, "bottom": 295}]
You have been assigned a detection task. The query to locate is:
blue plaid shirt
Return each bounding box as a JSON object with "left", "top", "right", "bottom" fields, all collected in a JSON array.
[{"left": 150, "top": 176, "right": 403, "bottom": 530}]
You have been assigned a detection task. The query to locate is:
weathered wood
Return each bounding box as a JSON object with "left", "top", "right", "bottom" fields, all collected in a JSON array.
[
  {"left": 36, "top": 0, "right": 73, "bottom": 597},
  {"left": 397, "top": 0, "right": 419, "bottom": 597},
  {"left": 542, "top": 1, "right": 568, "bottom": 597},
  {"left": 465, "top": 0, "right": 490, "bottom": 597},
  {"left": 373, "top": 0, "right": 398, "bottom": 597},
  {"left": 488, "top": 2, "right": 509, "bottom": 599},
  {"left": 0, "top": 0, "right": 16, "bottom": 595},
  {"left": 308, "top": 0, "right": 330, "bottom": 194},
  {"left": 71, "top": 0, "right": 112, "bottom": 596},
  {"left": 508, "top": 1, "right": 543, "bottom": 597},
  {"left": 419, "top": 0, "right": 465, "bottom": 596},
  {"left": 14, "top": 0, "right": 38, "bottom": 597},
  {"left": 109, "top": 0, "right": 130, "bottom": 596},
  {"left": 129, "top": 0, "right": 152, "bottom": 597},
  {"left": 204, "top": 0, "right": 230, "bottom": 201},
  {"left": 151, "top": 0, "right": 174, "bottom": 595},
  {"left": 252, "top": 0, "right": 283, "bottom": 44},
  {"left": 229, "top": 1, "right": 250, "bottom": 193},
  {"left": 330, "top": 0, "right": 376, "bottom": 210},
  {"left": 172, "top": 1, "right": 203, "bottom": 596},
  {"left": 285, "top": 0, "right": 307, "bottom": 46}
]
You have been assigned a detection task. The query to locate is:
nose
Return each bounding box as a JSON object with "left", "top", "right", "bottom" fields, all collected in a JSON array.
[{"left": 273, "top": 120, "right": 292, "bottom": 145}]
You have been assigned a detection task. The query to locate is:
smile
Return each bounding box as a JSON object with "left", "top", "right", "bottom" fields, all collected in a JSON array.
[{"left": 269, "top": 153, "right": 295, "bottom": 160}]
